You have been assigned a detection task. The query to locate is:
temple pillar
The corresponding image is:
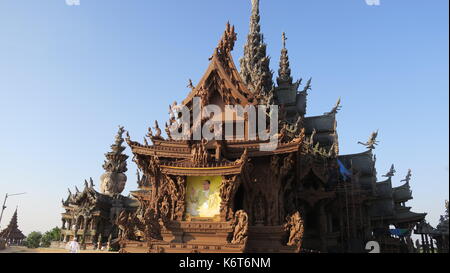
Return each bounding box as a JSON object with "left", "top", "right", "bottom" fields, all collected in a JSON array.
[
  {"left": 81, "top": 221, "right": 88, "bottom": 249},
  {"left": 424, "top": 234, "right": 430, "bottom": 253},
  {"left": 420, "top": 234, "right": 425, "bottom": 253},
  {"left": 430, "top": 237, "right": 435, "bottom": 253},
  {"left": 97, "top": 234, "right": 103, "bottom": 250},
  {"left": 318, "top": 201, "right": 328, "bottom": 252}
]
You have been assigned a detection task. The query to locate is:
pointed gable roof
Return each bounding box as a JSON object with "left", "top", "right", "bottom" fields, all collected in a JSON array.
[{"left": 182, "top": 23, "right": 255, "bottom": 107}]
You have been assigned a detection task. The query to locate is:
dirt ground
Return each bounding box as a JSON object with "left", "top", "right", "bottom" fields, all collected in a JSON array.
[{"left": 0, "top": 246, "right": 117, "bottom": 253}]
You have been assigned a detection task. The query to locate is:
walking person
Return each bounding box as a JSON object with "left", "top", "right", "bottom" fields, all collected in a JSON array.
[{"left": 67, "top": 237, "right": 80, "bottom": 253}]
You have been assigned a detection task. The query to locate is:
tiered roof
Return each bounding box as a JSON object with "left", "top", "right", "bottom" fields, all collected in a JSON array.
[{"left": 0, "top": 208, "right": 26, "bottom": 241}]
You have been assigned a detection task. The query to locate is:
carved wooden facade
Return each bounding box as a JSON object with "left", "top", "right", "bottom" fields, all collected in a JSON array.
[{"left": 103, "top": 1, "right": 426, "bottom": 253}]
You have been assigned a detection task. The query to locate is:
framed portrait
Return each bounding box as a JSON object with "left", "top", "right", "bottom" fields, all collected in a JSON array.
[{"left": 185, "top": 176, "right": 222, "bottom": 219}]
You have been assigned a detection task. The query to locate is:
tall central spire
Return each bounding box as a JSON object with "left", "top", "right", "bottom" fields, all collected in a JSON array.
[
  {"left": 250, "top": 0, "right": 260, "bottom": 33},
  {"left": 240, "top": 0, "right": 273, "bottom": 97}
]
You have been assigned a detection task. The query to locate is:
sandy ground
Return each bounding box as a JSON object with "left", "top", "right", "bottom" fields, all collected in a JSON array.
[{"left": 0, "top": 246, "right": 117, "bottom": 253}]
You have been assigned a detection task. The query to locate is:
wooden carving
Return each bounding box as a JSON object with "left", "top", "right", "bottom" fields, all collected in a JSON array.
[
  {"left": 174, "top": 176, "right": 186, "bottom": 221},
  {"left": 284, "top": 211, "right": 304, "bottom": 253},
  {"left": 191, "top": 141, "right": 209, "bottom": 166},
  {"left": 142, "top": 207, "right": 162, "bottom": 241},
  {"left": 220, "top": 175, "right": 239, "bottom": 221},
  {"left": 231, "top": 210, "right": 249, "bottom": 245},
  {"left": 116, "top": 211, "right": 138, "bottom": 241}
]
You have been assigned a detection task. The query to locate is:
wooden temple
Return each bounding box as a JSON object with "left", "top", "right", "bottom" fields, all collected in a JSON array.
[
  {"left": 0, "top": 208, "right": 26, "bottom": 246},
  {"left": 60, "top": 0, "right": 428, "bottom": 253}
]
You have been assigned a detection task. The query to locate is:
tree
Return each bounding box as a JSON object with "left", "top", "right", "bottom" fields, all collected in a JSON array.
[
  {"left": 41, "top": 227, "right": 62, "bottom": 248},
  {"left": 25, "top": 232, "right": 42, "bottom": 249}
]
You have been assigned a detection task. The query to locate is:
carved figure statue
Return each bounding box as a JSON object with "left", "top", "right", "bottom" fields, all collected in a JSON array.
[
  {"left": 231, "top": 210, "right": 249, "bottom": 245},
  {"left": 153, "top": 121, "right": 162, "bottom": 139},
  {"left": 284, "top": 211, "right": 304, "bottom": 252}
]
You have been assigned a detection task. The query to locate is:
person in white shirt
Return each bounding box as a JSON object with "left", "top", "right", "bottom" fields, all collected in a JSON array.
[{"left": 67, "top": 237, "right": 80, "bottom": 253}]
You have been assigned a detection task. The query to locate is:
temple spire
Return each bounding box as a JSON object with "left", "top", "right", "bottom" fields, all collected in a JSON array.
[
  {"left": 99, "top": 126, "right": 129, "bottom": 195},
  {"left": 277, "top": 32, "right": 293, "bottom": 86},
  {"left": 240, "top": 0, "right": 273, "bottom": 97}
]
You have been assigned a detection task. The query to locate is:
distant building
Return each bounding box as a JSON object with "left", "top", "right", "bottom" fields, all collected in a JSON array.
[
  {"left": 0, "top": 208, "right": 26, "bottom": 246},
  {"left": 60, "top": 127, "right": 138, "bottom": 250}
]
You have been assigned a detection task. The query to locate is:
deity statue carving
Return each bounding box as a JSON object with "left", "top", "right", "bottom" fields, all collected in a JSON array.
[
  {"left": 284, "top": 211, "right": 304, "bottom": 252},
  {"left": 191, "top": 141, "right": 209, "bottom": 166},
  {"left": 160, "top": 196, "right": 170, "bottom": 220},
  {"left": 231, "top": 210, "right": 249, "bottom": 245}
]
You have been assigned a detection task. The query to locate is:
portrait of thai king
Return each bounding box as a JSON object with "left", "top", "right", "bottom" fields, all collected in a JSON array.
[{"left": 185, "top": 176, "right": 221, "bottom": 218}]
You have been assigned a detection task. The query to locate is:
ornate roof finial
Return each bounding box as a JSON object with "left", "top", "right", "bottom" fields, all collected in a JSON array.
[
  {"left": 277, "top": 32, "right": 293, "bottom": 86},
  {"left": 324, "top": 98, "right": 342, "bottom": 115},
  {"left": 102, "top": 126, "right": 128, "bottom": 174},
  {"left": 358, "top": 130, "right": 379, "bottom": 150},
  {"left": 400, "top": 169, "right": 412, "bottom": 184},
  {"left": 216, "top": 22, "right": 237, "bottom": 57},
  {"left": 382, "top": 164, "right": 396, "bottom": 178},
  {"left": 240, "top": 0, "right": 274, "bottom": 97}
]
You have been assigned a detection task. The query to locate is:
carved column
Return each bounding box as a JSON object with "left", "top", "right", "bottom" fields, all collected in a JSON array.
[{"left": 220, "top": 176, "right": 239, "bottom": 221}]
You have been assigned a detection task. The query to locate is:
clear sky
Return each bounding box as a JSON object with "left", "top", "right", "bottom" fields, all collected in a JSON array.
[{"left": 0, "top": 0, "right": 448, "bottom": 235}]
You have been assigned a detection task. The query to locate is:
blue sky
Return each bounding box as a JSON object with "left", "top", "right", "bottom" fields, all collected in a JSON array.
[{"left": 0, "top": 0, "right": 448, "bottom": 235}]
